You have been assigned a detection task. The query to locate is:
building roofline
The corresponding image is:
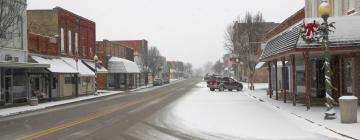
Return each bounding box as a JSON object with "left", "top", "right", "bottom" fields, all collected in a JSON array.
[{"left": 262, "top": 7, "right": 305, "bottom": 42}]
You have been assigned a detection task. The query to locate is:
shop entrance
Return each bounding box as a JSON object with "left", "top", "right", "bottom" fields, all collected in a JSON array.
[{"left": 4, "top": 75, "right": 13, "bottom": 104}]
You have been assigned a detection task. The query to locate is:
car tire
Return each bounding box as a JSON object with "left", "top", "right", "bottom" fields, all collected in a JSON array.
[
  {"left": 210, "top": 88, "right": 215, "bottom": 91},
  {"left": 237, "top": 87, "right": 242, "bottom": 91},
  {"left": 229, "top": 89, "right": 232, "bottom": 91}
]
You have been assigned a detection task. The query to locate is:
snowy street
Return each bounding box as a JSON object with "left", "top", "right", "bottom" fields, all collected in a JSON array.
[
  {"left": 128, "top": 81, "right": 349, "bottom": 140},
  {"left": 0, "top": 79, "right": 352, "bottom": 140}
]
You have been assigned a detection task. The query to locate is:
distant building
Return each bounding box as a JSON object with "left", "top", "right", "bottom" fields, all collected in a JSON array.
[
  {"left": 95, "top": 40, "right": 140, "bottom": 90},
  {"left": 110, "top": 40, "right": 149, "bottom": 85}
]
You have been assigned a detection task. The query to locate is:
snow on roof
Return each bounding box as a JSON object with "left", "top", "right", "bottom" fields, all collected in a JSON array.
[
  {"left": 108, "top": 57, "right": 140, "bottom": 73},
  {"left": 32, "top": 56, "right": 78, "bottom": 74},
  {"left": 61, "top": 57, "right": 95, "bottom": 76},
  {"left": 82, "top": 60, "right": 108, "bottom": 73},
  {"left": 255, "top": 62, "right": 266, "bottom": 69},
  {"left": 339, "top": 96, "right": 358, "bottom": 100},
  {"left": 298, "top": 16, "right": 360, "bottom": 47}
]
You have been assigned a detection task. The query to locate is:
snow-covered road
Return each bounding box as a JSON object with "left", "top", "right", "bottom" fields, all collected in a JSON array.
[{"left": 127, "top": 82, "right": 349, "bottom": 140}]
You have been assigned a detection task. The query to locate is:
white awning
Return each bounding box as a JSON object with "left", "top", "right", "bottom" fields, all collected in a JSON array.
[
  {"left": 108, "top": 57, "right": 140, "bottom": 73},
  {"left": 82, "top": 60, "right": 108, "bottom": 74},
  {"left": 32, "top": 56, "right": 78, "bottom": 74},
  {"left": 255, "top": 62, "right": 266, "bottom": 69},
  {"left": 61, "top": 57, "right": 95, "bottom": 76}
]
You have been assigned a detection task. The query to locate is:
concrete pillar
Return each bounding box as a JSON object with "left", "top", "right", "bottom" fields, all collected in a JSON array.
[{"left": 339, "top": 96, "right": 358, "bottom": 123}]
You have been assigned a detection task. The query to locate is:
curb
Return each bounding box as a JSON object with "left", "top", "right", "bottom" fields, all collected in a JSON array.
[
  {"left": 0, "top": 91, "right": 126, "bottom": 118},
  {"left": 246, "top": 92, "right": 357, "bottom": 140}
]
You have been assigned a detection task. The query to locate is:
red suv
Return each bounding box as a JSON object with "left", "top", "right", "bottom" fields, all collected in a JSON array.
[{"left": 207, "top": 76, "right": 243, "bottom": 91}]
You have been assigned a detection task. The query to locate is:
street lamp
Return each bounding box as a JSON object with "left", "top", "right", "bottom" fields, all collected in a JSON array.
[
  {"left": 93, "top": 55, "right": 99, "bottom": 95},
  {"left": 318, "top": 0, "right": 337, "bottom": 119}
]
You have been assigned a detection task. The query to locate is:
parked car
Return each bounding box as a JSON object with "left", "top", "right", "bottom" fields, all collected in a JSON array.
[
  {"left": 207, "top": 76, "right": 243, "bottom": 91},
  {"left": 153, "top": 79, "right": 163, "bottom": 86},
  {"left": 162, "top": 78, "right": 170, "bottom": 84}
]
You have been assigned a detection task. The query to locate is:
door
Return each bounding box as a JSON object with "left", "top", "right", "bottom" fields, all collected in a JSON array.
[{"left": 4, "top": 76, "right": 13, "bottom": 104}]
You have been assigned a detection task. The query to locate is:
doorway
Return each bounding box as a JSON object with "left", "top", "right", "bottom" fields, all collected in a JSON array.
[{"left": 4, "top": 76, "right": 13, "bottom": 104}]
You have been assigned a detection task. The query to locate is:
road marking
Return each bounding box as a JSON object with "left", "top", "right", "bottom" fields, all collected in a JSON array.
[{"left": 19, "top": 86, "right": 182, "bottom": 140}]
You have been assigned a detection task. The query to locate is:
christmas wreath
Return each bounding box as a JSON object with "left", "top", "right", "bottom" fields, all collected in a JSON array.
[{"left": 300, "top": 20, "right": 320, "bottom": 43}]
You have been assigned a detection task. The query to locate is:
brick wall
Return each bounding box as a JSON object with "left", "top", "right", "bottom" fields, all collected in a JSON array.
[
  {"left": 96, "top": 73, "right": 107, "bottom": 90},
  {"left": 28, "top": 7, "right": 96, "bottom": 60},
  {"left": 262, "top": 8, "right": 305, "bottom": 43},
  {"left": 28, "top": 33, "right": 59, "bottom": 55},
  {"left": 113, "top": 40, "right": 148, "bottom": 55}
]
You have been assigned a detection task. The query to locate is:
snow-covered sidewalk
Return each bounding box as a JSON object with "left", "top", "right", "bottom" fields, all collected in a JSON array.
[
  {"left": 248, "top": 83, "right": 360, "bottom": 139},
  {"left": 0, "top": 91, "right": 123, "bottom": 117},
  {"left": 138, "top": 81, "right": 348, "bottom": 139},
  {"left": 0, "top": 79, "right": 183, "bottom": 118}
]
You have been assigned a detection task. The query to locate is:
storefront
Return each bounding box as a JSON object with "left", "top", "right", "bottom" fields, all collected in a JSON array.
[
  {"left": 0, "top": 62, "right": 49, "bottom": 106},
  {"left": 62, "top": 57, "right": 95, "bottom": 96},
  {"left": 107, "top": 57, "right": 140, "bottom": 90},
  {"left": 31, "top": 55, "right": 79, "bottom": 99},
  {"left": 260, "top": 16, "right": 360, "bottom": 107}
]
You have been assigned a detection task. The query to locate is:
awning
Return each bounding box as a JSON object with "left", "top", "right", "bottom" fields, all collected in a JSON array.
[
  {"left": 256, "top": 61, "right": 289, "bottom": 69},
  {"left": 0, "top": 61, "right": 50, "bottom": 68},
  {"left": 61, "top": 57, "right": 95, "bottom": 76},
  {"left": 82, "top": 60, "right": 108, "bottom": 74},
  {"left": 32, "top": 56, "right": 78, "bottom": 74},
  {"left": 108, "top": 57, "right": 140, "bottom": 73},
  {"left": 255, "top": 62, "right": 266, "bottom": 69}
]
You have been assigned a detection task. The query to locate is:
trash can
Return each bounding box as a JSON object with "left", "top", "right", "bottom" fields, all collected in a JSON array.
[
  {"left": 29, "top": 97, "right": 39, "bottom": 106},
  {"left": 339, "top": 96, "right": 358, "bottom": 123}
]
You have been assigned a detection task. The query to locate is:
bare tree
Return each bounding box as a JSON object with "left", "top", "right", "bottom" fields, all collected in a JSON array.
[
  {"left": 0, "top": 0, "right": 26, "bottom": 39},
  {"left": 224, "top": 12, "right": 265, "bottom": 90},
  {"left": 213, "top": 60, "right": 224, "bottom": 75},
  {"left": 147, "top": 46, "right": 164, "bottom": 82}
]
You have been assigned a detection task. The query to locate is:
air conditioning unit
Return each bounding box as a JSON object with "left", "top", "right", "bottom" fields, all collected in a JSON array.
[{"left": 5, "top": 55, "right": 19, "bottom": 62}]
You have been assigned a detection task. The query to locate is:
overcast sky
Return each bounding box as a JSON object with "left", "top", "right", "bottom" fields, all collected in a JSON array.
[{"left": 28, "top": 0, "right": 304, "bottom": 68}]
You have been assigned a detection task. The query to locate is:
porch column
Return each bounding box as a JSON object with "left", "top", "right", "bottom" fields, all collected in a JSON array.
[
  {"left": 304, "top": 52, "right": 311, "bottom": 110},
  {"left": 25, "top": 70, "right": 30, "bottom": 102},
  {"left": 339, "top": 56, "right": 343, "bottom": 97},
  {"left": 274, "top": 59, "right": 278, "bottom": 100},
  {"left": 75, "top": 74, "right": 79, "bottom": 97},
  {"left": 49, "top": 73, "right": 53, "bottom": 101},
  {"left": 352, "top": 55, "right": 360, "bottom": 100},
  {"left": 268, "top": 62, "right": 273, "bottom": 98},
  {"left": 125, "top": 74, "right": 128, "bottom": 91},
  {"left": 291, "top": 54, "right": 297, "bottom": 106},
  {"left": 282, "top": 58, "right": 287, "bottom": 103}
]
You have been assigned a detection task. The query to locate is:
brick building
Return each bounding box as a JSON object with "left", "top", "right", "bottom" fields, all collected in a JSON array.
[
  {"left": 95, "top": 40, "right": 140, "bottom": 90},
  {"left": 27, "top": 7, "right": 96, "bottom": 100},
  {"left": 111, "top": 40, "right": 149, "bottom": 85},
  {"left": 260, "top": 1, "right": 360, "bottom": 108},
  {"left": 27, "top": 7, "right": 96, "bottom": 59}
]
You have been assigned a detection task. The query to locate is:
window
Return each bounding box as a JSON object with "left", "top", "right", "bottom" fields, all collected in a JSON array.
[
  {"left": 75, "top": 32, "right": 79, "bottom": 55},
  {"left": 68, "top": 30, "right": 72, "bottom": 54},
  {"left": 65, "top": 77, "right": 74, "bottom": 84},
  {"left": 61, "top": 28, "right": 65, "bottom": 52}
]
